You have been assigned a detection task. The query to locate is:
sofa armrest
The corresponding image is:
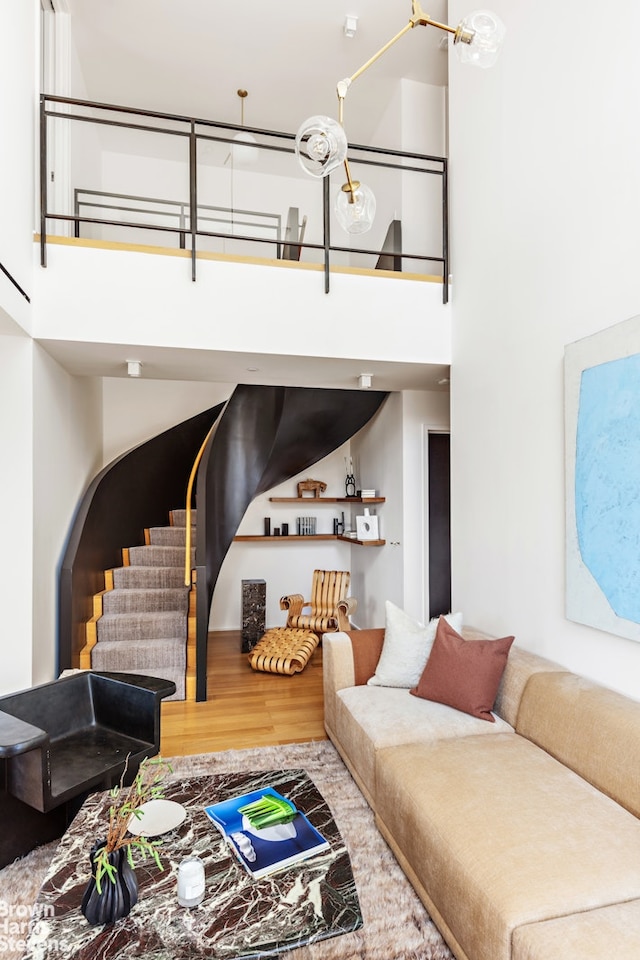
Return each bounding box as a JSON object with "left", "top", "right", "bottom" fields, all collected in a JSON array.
[
  {"left": 90, "top": 672, "right": 176, "bottom": 748},
  {"left": 322, "top": 633, "right": 356, "bottom": 736},
  {"left": 322, "top": 629, "right": 386, "bottom": 736},
  {"left": 0, "top": 711, "right": 48, "bottom": 759}
]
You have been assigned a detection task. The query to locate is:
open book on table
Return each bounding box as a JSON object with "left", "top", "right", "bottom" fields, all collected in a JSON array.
[{"left": 204, "top": 786, "right": 329, "bottom": 880}]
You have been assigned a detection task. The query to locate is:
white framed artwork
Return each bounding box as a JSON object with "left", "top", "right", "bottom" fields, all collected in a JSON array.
[{"left": 565, "top": 313, "right": 640, "bottom": 642}]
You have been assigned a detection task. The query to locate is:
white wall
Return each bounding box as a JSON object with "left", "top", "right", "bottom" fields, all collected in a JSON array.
[
  {"left": 101, "top": 377, "right": 231, "bottom": 466},
  {"left": 350, "top": 394, "right": 404, "bottom": 626},
  {"left": 400, "top": 80, "right": 447, "bottom": 265},
  {"left": 0, "top": 2, "right": 38, "bottom": 694},
  {"left": 349, "top": 388, "right": 450, "bottom": 628},
  {"left": 0, "top": 0, "right": 37, "bottom": 335},
  {"left": 448, "top": 0, "right": 640, "bottom": 699},
  {"left": 0, "top": 337, "right": 35, "bottom": 693},
  {"left": 32, "top": 242, "right": 451, "bottom": 367},
  {"left": 212, "top": 444, "right": 353, "bottom": 630},
  {"left": 32, "top": 347, "right": 103, "bottom": 684}
]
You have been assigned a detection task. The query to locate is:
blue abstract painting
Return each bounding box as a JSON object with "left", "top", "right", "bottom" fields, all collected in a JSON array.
[
  {"left": 566, "top": 315, "right": 640, "bottom": 642},
  {"left": 575, "top": 354, "right": 640, "bottom": 624}
]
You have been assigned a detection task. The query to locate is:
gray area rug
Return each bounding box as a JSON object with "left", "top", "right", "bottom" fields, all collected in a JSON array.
[{"left": 0, "top": 740, "right": 453, "bottom": 960}]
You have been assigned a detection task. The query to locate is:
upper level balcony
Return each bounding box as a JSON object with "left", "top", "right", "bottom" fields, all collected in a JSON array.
[{"left": 33, "top": 95, "right": 452, "bottom": 373}]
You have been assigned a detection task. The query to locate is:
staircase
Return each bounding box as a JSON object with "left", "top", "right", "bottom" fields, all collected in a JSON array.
[{"left": 80, "top": 509, "right": 195, "bottom": 700}]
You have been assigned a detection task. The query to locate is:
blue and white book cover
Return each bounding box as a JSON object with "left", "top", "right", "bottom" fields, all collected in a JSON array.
[{"left": 205, "top": 787, "right": 329, "bottom": 879}]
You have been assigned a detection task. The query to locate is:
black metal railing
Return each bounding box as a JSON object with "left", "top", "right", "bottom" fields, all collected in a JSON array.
[
  {"left": 73, "top": 189, "right": 285, "bottom": 255},
  {"left": 0, "top": 261, "right": 30, "bottom": 302},
  {"left": 40, "top": 94, "right": 449, "bottom": 303}
]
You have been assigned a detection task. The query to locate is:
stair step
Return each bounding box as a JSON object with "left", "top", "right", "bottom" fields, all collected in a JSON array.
[
  {"left": 90, "top": 642, "right": 186, "bottom": 701},
  {"left": 171, "top": 509, "right": 197, "bottom": 527},
  {"left": 91, "top": 638, "right": 186, "bottom": 670},
  {"left": 128, "top": 545, "right": 193, "bottom": 568},
  {"left": 111, "top": 566, "right": 186, "bottom": 589},
  {"left": 102, "top": 588, "right": 188, "bottom": 615},
  {"left": 147, "top": 526, "right": 194, "bottom": 547},
  {"left": 97, "top": 611, "right": 187, "bottom": 643}
]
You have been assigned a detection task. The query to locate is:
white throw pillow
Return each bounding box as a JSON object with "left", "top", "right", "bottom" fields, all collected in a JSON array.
[{"left": 367, "top": 602, "right": 463, "bottom": 688}]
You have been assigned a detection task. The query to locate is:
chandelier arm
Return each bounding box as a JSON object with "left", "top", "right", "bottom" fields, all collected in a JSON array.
[
  {"left": 335, "top": 6, "right": 463, "bottom": 113},
  {"left": 342, "top": 159, "right": 360, "bottom": 203},
  {"left": 346, "top": 20, "right": 414, "bottom": 88}
]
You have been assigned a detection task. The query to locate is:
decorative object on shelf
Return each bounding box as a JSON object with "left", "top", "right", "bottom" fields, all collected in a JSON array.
[
  {"left": 241, "top": 579, "right": 266, "bottom": 653},
  {"left": 81, "top": 756, "right": 172, "bottom": 926},
  {"left": 297, "top": 478, "right": 327, "bottom": 498},
  {"left": 296, "top": 517, "right": 317, "bottom": 535},
  {"left": 295, "top": 1, "right": 505, "bottom": 234},
  {"left": 176, "top": 855, "right": 206, "bottom": 908},
  {"left": 355, "top": 508, "right": 379, "bottom": 541},
  {"left": 264, "top": 518, "right": 271, "bottom": 536},
  {"left": 344, "top": 457, "right": 356, "bottom": 498},
  {"left": 274, "top": 527, "right": 281, "bottom": 536},
  {"left": 282, "top": 523, "right": 289, "bottom": 536},
  {"left": 333, "top": 512, "right": 345, "bottom": 536}
]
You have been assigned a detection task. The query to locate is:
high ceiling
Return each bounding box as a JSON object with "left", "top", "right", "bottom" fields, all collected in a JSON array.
[
  {"left": 43, "top": 1, "right": 451, "bottom": 392},
  {"left": 67, "top": 0, "right": 449, "bottom": 143}
]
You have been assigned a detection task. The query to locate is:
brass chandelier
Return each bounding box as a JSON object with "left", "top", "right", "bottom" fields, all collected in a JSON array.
[{"left": 294, "top": 3, "right": 506, "bottom": 234}]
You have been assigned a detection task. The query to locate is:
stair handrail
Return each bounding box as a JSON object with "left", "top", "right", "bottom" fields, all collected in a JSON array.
[{"left": 184, "top": 423, "right": 217, "bottom": 587}]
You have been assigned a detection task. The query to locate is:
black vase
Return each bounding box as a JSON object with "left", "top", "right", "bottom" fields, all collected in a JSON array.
[{"left": 81, "top": 839, "right": 139, "bottom": 926}]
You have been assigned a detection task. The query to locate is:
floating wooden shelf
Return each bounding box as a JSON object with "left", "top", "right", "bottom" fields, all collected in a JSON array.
[
  {"left": 268, "top": 496, "right": 385, "bottom": 504},
  {"left": 234, "top": 534, "right": 336, "bottom": 542},
  {"left": 233, "top": 534, "right": 385, "bottom": 546},
  {"left": 337, "top": 535, "right": 386, "bottom": 546}
]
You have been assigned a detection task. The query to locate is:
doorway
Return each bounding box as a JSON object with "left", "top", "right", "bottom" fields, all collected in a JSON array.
[{"left": 427, "top": 432, "right": 451, "bottom": 619}]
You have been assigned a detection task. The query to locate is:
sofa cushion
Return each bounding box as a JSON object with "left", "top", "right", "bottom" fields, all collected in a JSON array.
[
  {"left": 368, "top": 603, "right": 463, "bottom": 688},
  {"left": 411, "top": 618, "right": 514, "bottom": 721},
  {"left": 374, "top": 734, "right": 640, "bottom": 960},
  {"left": 350, "top": 629, "right": 385, "bottom": 685},
  {"left": 516, "top": 670, "right": 640, "bottom": 817},
  {"left": 512, "top": 899, "right": 640, "bottom": 960},
  {"left": 493, "top": 645, "right": 566, "bottom": 727},
  {"left": 334, "top": 685, "right": 513, "bottom": 801}
]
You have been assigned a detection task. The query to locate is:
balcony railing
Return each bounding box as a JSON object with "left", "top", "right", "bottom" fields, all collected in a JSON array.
[{"left": 40, "top": 95, "right": 449, "bottom": 303}]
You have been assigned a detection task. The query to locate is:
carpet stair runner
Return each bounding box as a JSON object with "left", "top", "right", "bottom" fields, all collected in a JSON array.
[{"left": 81, "top": 509, "right": 196, "bottom": 700}]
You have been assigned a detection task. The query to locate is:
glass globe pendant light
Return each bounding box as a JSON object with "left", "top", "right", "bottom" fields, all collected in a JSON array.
[
  {"left": 293, "top": 2, "right": 506, "bottom": 238},
  {"left": 231, "top": 89, "right": 258, "bottom": 165},
  {"left": 335, "top": 179, "right": 376, "bottom": 235},
  {"left": 454, "top": 10, "right": 506, "bottom": 68},
  {"left": 295, "top": 115, "right": 348, "bottom": 178}
]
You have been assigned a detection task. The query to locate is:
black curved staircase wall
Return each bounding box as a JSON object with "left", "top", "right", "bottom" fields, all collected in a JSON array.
[
  {"left": 58, "top": 403, "right": 225, "bottom": 673},
  {"left": 194, "top": 384, "right": 388, "bottom": 700}
]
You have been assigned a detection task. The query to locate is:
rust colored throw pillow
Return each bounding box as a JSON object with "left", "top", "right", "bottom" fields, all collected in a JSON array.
[{"left": 410, "top": 617, "right": 514, "bottom": 722}]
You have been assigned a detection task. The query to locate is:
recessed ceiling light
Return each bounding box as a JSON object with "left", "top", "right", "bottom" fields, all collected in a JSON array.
[{"left": 246, "top": 367, "right": 259, "bottom": 372}]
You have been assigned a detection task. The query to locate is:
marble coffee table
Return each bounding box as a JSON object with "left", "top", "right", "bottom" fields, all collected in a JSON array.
[{"left": 24, "top": 769, "right": 362, "bottom": 959}]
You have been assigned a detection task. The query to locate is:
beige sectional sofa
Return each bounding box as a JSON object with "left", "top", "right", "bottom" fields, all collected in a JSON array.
[{"left": 323, "top": 626, "right": 640, "bottom": 960}]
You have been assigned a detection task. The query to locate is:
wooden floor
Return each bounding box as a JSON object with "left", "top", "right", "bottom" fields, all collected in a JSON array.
[{"left": 160, "top": 631, "right": 327, "bottom": 757}]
